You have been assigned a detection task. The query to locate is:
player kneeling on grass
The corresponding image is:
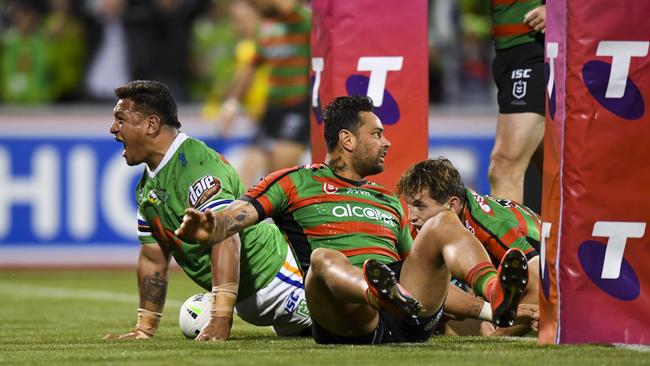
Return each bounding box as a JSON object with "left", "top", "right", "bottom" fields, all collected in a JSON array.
[
  {"left": 103, "top": 80, "right": 311, "bottom": 341},
  {"left": 175, "top": 96, "right": 536, "bottom": 344},
  {"left": 397, "top": 157, "right": 540, "bottom": 336}
]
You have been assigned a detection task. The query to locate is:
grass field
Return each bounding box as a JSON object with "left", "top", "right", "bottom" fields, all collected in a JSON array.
[{"left": 1, "top": 270, "right": 648, "bottom": 366}]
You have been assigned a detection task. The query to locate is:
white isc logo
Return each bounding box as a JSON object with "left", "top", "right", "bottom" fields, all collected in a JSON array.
[{"left": 331, "top": 204, "right": 397, "bottom": 227}]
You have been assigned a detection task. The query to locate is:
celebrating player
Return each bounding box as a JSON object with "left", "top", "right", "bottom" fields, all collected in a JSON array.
[
  {"left": 103, "top": 80, "right": 310, "bottom": 341},
  {"left": 176, "top": 95, "right": 533, "bottom": 344},
  {"left": 397, "top": 157, "right": 540, "bottom": 336}
]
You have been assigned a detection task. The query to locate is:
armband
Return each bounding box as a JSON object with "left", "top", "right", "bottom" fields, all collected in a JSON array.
[
  {"left": 211, "top": 283, "right": 239, "bottom": 318},
  {"left": 136, "top": 308, "right": 163, "bottom": 337}
]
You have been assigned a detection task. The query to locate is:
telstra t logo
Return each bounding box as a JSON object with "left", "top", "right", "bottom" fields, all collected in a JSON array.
[
  {"left": 582, "top": 41, "right": 648, "bottom": 120},
  {"left": 311, "top": 57, "right": 402, "bottom": 124}
]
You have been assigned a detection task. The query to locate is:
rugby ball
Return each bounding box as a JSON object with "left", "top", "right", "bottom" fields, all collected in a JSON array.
[{"left": 179, "top": 293, "right": 212, "bottom": 338}]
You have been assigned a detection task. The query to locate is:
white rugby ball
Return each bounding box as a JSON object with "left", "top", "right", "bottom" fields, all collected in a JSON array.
[{"left": 179, "top": 293, "right": 212, "bottom": 338}]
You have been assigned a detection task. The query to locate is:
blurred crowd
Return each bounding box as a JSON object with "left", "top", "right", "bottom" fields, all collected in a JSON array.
[{"left": 0, "top": 0, "right": 495, "bottom": 106}]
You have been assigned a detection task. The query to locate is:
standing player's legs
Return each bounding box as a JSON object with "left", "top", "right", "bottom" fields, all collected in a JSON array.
[
  {"left": 269, "top": 141, "right": 308, "bottom": 172},
  {"left": 305, "top": 248, "right": 380, "bottom": 337},
  {"left": 488, "top": 112, "right": 544, "bottom": 202},
  {"left": 488, "top": 40, "right": 545, "bottom": 203},
  {"left": 262, "top": 101, "right": 310, "bottom": 172},
  {"left": 237, "top": 146, "right": 267, "bottom": 188}
]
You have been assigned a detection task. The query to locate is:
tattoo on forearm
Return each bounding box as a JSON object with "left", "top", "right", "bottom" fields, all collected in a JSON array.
[
  {"left": 329, "top": 157, "right": 348, "bottom": 173},
  {"left": 209, "top": 205, "right": 254, "bottom": 244},
  {"left": 235, "top": 211, "right": 248, "bottom": 222},
  {"left": 141, "top": 272, "right": 167, "bottom": 306}
]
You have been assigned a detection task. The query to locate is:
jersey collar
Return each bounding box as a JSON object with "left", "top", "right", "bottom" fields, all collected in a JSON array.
[
  {"left": 324, "top": 164, "right": 368, "bottom": 186},
  {"left": 146, "top": 132, "right": 188, "bottom": 178}
]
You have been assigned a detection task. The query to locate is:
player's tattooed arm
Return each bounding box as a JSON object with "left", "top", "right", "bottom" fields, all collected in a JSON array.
[
  {"left": 207, "top": 201, "right": 258, "bottom": 244},
  {"left": 140, "top": 272, "right": 168, "bottom": 307},
  {"left": 102, "top": 245, "right": 169, "bottom": 340},
  {"left": 329, "top": 156, "right": 349, "bottom": 174},
  {"left": 176, "top": 200, "right": 259, "bottom": 246},
  {"left": 137, "top": 244, "right": 170, "bottom": 311}
]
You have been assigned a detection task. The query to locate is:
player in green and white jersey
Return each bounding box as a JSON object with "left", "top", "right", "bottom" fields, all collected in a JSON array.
[
  {"left": 176, "top": 96, "right": 535, "bottom": 344},
  {"left": 397, "top": 157, "right": 540, "bottom": 336},
  {"left": 103, "top": 80, "right": 310, "bottom": 341}
]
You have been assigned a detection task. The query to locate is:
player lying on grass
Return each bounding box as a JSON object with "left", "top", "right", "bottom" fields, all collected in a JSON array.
[
  {"left": 103, "top": 80, "right": 310, "bottom": 341},
  {"left": 397, "top": 157, "right": 540, "bottom": 336},
  {"left": 176, "top": 95, "right": 536, "bottom": 344}
]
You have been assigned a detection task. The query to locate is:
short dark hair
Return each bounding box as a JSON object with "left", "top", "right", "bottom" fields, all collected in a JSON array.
[
  {"left": 114, "top": 80, "right": 181, "bottom": 129},
  {"left": 397, "top": 157, "right": 466, "bottom": 204},
  {"left": 323, "top": 95, "right": 374, "bottom": 152}
]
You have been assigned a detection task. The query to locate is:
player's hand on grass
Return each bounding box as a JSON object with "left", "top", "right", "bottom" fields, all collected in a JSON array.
[
  {"left": 480, "top": 303, "right": 539, "bottom": 336},
  {"left": 195, "top": 316, "right": 233, "bottom": 341},
  {"left": 102, "top": 329, "right": 152, "bottom": 340},
  {"left": 175, "top": 208, "right": 215, "bottom": 245},
  {"left": 479, "top": 321, "right": 497, "bottom": 336},
  {"left": 514, "top": 303, "right": 539, "bottom": 330},
  {"left": 523, "top": 5, "right": 546, "bottom": 33}
]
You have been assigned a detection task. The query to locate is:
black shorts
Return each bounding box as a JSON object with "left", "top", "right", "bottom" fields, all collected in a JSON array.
[
  {"left": 254, "top": 100, "right": 310, "bottom": 147},
  {"left": 311, "top": 262, "right": 445, "bottom": 344},
  {"left": 492, "top": 40, "right": 545, "bottom": 115}
]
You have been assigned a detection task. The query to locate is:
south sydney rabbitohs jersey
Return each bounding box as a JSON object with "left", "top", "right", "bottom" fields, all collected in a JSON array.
[
  {"left": 135, "top": 133, "right": 287, "bottom": 298},
  {"left": 462, "top": 188, "right": 541, "bottom": 264},
  {"left": 241, "top": 164, "right": 413, "bottom": 273},
  {"left": 491, "top": 0, "right": 542, "bottom": 50}
]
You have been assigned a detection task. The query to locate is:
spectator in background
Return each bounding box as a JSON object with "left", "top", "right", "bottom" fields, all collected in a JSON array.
[
  {"left": 84, "top": 0, "right": 129, "bottom": 100},
  {"left": 44, "top": 0, "right": 86, "bottom": 102},
  {"left": 1, "top": 1, "right": 50, "bottom": 104},
  {"left": 218, "top": 0, "right": 311, "bottom": 180},
  {"left": 122, "top": 0, "right": 208, "bottom": 102},
  {"left": 188, "top": 0, "right": 237, "bottom": 103},
  {"left": 428, "top": 0, "right": 461, "bottom": 104},
  {"left": 458, "top": 0, "right": 493, "bottom": 104}
]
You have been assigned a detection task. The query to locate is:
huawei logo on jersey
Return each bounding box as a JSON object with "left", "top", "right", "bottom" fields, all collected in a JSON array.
[
  {"left": 323, "top": 182, "right": 339, "bottom": 194},
  {"left": 188, "top": 176, "right": 222, "bottom": 208}
]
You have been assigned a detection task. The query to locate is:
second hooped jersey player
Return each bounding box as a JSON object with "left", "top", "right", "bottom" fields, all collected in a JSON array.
[
  {"left": 462, "top": 188, "right": 541, "bottom": 264},
  {"left": 241, "top": 164, "right": 413, "bottom": 273}
]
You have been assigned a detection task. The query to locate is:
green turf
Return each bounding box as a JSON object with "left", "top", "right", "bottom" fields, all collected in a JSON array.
[{"left": 0, "top": 270, "right": 648, "bottom": 365}]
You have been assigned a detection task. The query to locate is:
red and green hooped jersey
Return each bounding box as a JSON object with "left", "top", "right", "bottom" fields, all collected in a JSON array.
[
  {"left": 135, "top": 134, "right": 287, "bottom": 298},
  {"left": 241, "top": 164, "right": 412, "bottom": 272},
  {"left": 253, "top": 4, "right": 311, "bottom": 107},
  {"left": 491, "top": 0, "right": 542, "bottom": 50},
  {"left": 462, "top": 188, "right": 540, "bottom": 265}
]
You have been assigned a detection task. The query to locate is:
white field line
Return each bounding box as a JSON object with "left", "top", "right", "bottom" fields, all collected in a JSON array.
[
  {"left": 614, "top": 344, "right": 650, "bottom": 353},
  {"left": 0, "top": 282, "right": 183, "bottom": 308}
]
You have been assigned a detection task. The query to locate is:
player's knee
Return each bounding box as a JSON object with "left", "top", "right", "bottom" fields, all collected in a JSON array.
[
  {"left": 309, "top": 248, "right": 341, "bottom": 276},
  {"left": 489, "top": 153, "right": 516, "bottom": 173},
  {"left": 414, "top": 214, "right": 446, "bottom": 251},
  {"left": 488, "top": 155, "right": 523, "bottom": 184}
]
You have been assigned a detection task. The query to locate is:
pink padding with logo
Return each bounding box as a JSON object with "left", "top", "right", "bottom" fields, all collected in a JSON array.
[
  {"left": 309, "top": 0, "right": 429, "bottom": 190},
  {"left": 542, "top": 0, "right": 650, "bottom": 344}
]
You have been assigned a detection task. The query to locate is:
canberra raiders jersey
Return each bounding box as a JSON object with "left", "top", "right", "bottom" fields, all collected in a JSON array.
[
  {"left": 241, "top": 164, "right": 412, "bottom": 273},
  {"left": 462, "top": 188, "right": 540, "bottom": 264},
  {"left": 135, "top": 133, "right": 287, "bottom": 298}
]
